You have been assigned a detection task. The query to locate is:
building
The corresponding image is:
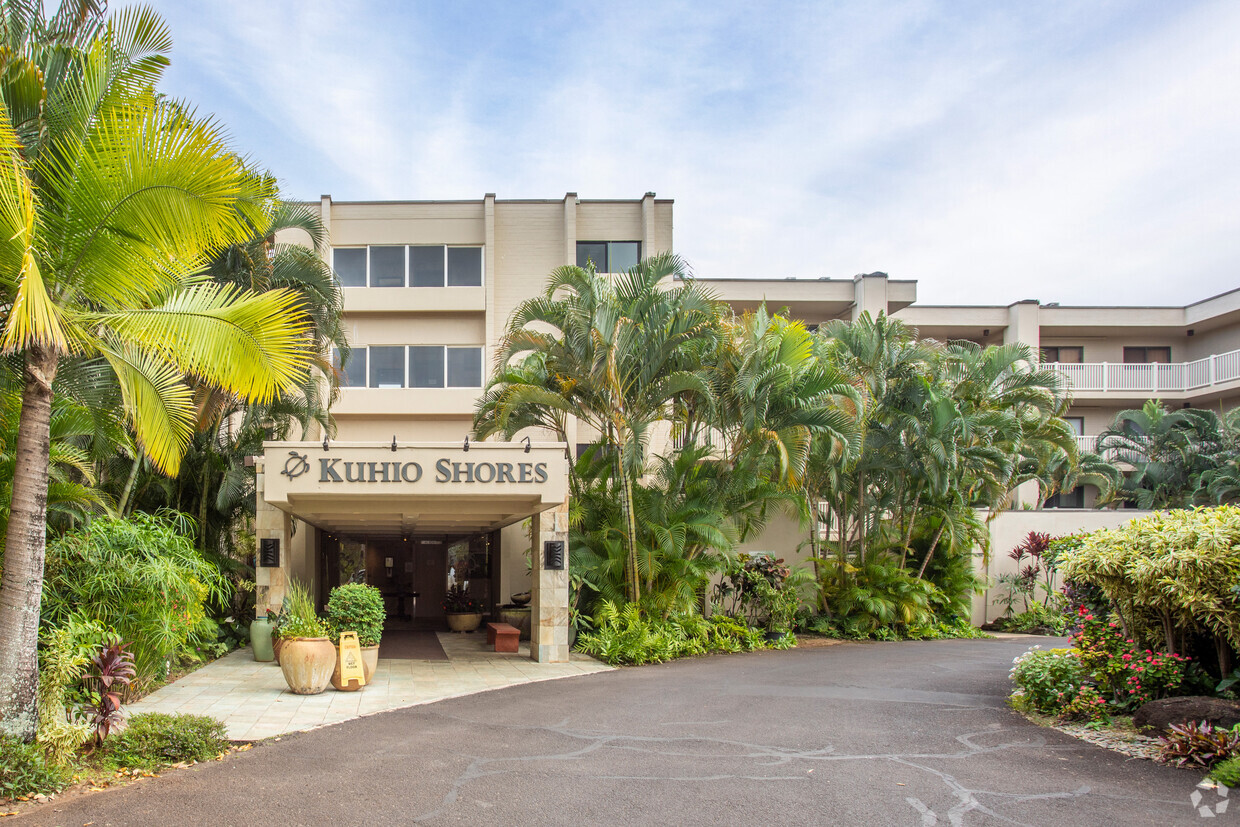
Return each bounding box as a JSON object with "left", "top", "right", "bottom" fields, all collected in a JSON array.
[
  {"left": 255, "top": 193, "right": 672, "bottom": 662},
  {"left": 254, "top": 193, "right": 1240, "bottom": 650}
]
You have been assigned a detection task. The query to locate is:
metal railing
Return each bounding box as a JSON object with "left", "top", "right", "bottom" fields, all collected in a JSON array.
[{"left": 1047, "top": 348, "right": 1240, "bottom": 393}]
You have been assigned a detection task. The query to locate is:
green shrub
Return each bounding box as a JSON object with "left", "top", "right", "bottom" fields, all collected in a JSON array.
[
  {"left": 42, "top": 512, "right": 226, "bottom": 686},
  {"left": 103, "top": 713, "right": 230, "bottom": 770},
  {"left": 1212, "top": 755, "right": 1240, "bottom": 786},
  {"left": 0, "top": 737, "right": 68, "bottom": 801},
  {"left": 1058, "top": 506, "right": 1240, "bottom": 664},
  {"left": 1074, "top": 611, "right": 1189, "bottom": 710},
  {"left": 1009, "top": 647, "right": 1092, "bottom": 715},
  {"left": 995, "top": 603, "right": 1070, "bottom": 635},
  {"left": 575, "top": 601, "right": 770, "bottom": 665},
  {"left": 325, "top": 583, "right": 385, "bottom": 646}
]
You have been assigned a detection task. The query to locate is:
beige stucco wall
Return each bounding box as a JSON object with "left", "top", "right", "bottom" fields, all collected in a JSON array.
[{"left": 973, "top": 509, "right": 1151, "bottom": 625}]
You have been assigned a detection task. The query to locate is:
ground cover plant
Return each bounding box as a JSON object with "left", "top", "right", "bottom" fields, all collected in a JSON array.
[{"left": 100, "top": 713, "right": 230, "bottom": 772}]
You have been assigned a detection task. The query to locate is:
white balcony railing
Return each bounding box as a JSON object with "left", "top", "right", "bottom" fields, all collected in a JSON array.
[{"left": 1048, "top": 348, "right": 1240, "bottom": 394}]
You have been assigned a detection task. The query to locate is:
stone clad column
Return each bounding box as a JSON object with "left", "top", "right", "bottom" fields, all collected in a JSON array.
[
  {"left": 530, "top": 504, "right": 570, "bottom": 663},
  {"left": 253, "top": 459, "right": 291, "bottom": 618}
]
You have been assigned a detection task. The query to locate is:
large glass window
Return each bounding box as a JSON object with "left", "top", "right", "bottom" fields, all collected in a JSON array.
[
  {"left": 447, "top": 247, "right": 483, "bottom": 286},
  {"left": 333, "top": 348, "right": 366, "bottom": 388},
  {"left": 410, "top": 246, "right": 445, "bottom": 287},
  {"left": 576, "top": 241, "right": 640, "bottom": 273},
  {"left": 369, "top": 246, "right": 405, "bottom": 287},
  {"left": 447, "top": 347, "right": 483, "bottom": 387},
  {"left": 333, "top": 248, "right": 367, "bottom": 287},
  {"left": 368, "top": 346, "right": 405, "bottom": 388},
  {"left": 409, "top": 346, "right": 445, "bottom": 388}
]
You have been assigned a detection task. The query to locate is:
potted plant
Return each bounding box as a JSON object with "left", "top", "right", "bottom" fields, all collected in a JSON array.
[
  {"left": 325, "top": 583, "right": 385, "bottom": 686},
  {"left": 278, "top": 580, "right": 335, "bottom": 695},
  {"left": 443, "top": 584, "right": 483, "bottom": 632}
]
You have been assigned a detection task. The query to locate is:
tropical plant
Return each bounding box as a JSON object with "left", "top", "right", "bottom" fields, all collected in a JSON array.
[
  {"left": 1212, "top": 755, "right": 1240, "bottom": 787},
  {"left": 1008, "top": 647, "right": 1095, "bottom": 716},
  {"left": 281, "top": 579, "right": 326, "bottom": 639},
  {"left": 476, "top": 253, "right": 720, "bottom": 605},
  {"left": 324, "top": 583, "right": 385, "bottom": 647},
  {"left": 35, "top": 618, "right": 102, "bottom": 765},
  {"left": 574, "top": 600, "right": 773, "bottom": 665},
  {"left": 84, "top": 641, "right": 135, "bottom": 744},
  {"left": 1158, "top": 720, "right": 1240, "bottom": 769},
  {"left": 0, "top": 3, "right": 313, "bottom": 739},
  {"left": 442, "top": 584, "right": 479, "bottom": 614},
  {"left": 41, "top": 512, "right": 225, "bottom": 686},
  {"left": 0, "top": 734, "right": 67, "bottom": 800},
  {"left": 1096, "top": 400, "right": 1235, "bottom": 509},
  {"left": 1058, "top": 506, "right": 1240, "bottom": 675}
]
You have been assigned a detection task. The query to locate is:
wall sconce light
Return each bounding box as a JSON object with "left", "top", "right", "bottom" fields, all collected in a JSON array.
[
  {"left": 322, "top": 437, "right": 330, "bottom": 452},
  {"left": 385, "top": 556, "right": 394, "bottom": 577},
  {"left": 522, "top": 436, "right": 531, "bottom": 454},
  {"left": 391, "top": 435, "right": 398, "bottom": 452},
  {"left": 463, "top": 435, "right": 470, "bottom": 452}
]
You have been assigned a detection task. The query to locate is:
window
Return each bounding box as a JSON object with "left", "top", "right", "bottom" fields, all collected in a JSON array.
[
  {"left": 1041, "top": 346, "right": 1083, "bottom": 363},
  {"left": 409, "top": 346, "right": 445, "bottom": 388},
  {"left": 410, "top": 246, "right": 445, "bottom": 287},
  {"left": 333, "top": 248, "right": 367, "bottom": 287},
  {"left": 337, "top": 345, "right": 485, "bottom": 389},
  {"left": 368, "top": 346, "right": 406, "bottom": 388},
  {"left": 1044, "top": 487, "right": 1085, "bottom": 509},
  {"left": 1124, "top": 346, "right": 1171, "bottom": 364},
  {"left": 1064, "top": 416, "right": 1084, "bottom": 436},
  {"left": 369, "top": 246, "right": 405, "bottom": 288},
  {"left": 332, "top": 348, "right": 366, "bottom": 388},
  {"left": 576, "top": 241, "right": 640, "bottom": 273},
  {"left": 332, "top": 245, "right": 483, "bottom": 287},
  {"left": 447, "top": 347, "right": 482, "bottom": 387},
  {"left": 447, "top": 247, "right": 483, "bottom": 286}
]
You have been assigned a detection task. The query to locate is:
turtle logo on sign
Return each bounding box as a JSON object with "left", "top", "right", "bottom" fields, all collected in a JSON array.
[{"left": 280, "top": 451, "right": 310, "bottom": 480}]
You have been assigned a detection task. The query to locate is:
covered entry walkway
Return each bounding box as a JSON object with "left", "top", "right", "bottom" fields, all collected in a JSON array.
[{"left": 256, "top": 441, "right": 573, "bottom": 662}]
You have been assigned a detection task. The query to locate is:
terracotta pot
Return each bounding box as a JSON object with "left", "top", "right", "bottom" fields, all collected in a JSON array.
[
  {"left": 272, "top": 636, "right": 286, "bottom": 665},
  {"left": 498, "top": 607, "right": 531, "bottom": 641},
  {"left": 279, "top": 637, "right": 336, "bottom": 695},
  {"left": 362, "top": 644, "right": 379, "bottom": 680},
  {"left": 330, "top": 643, "right": 381, "bottom": 691},
  {"left": 446, "top": 612, "right": 483, "bottom": 632}
]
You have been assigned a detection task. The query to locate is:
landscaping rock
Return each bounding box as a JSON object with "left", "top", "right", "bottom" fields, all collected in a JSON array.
[{"left": 1132, "top": 697, "right": 1240, "bottom": 733}]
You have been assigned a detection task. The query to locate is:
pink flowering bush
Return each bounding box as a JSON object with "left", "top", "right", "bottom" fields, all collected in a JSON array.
[
  {"left": 1009, "top": 647, "right": 1107, "bottom": 721},
  {"left": 1073, "top": 608, "right": 1189, "bottom": 710}
]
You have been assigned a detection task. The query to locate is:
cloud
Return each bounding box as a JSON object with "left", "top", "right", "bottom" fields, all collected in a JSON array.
[{"left": 150, "top": 0, "right": 1240, "bottom": 306}]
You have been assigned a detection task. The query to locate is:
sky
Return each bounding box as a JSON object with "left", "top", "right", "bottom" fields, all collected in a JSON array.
[{"left": 145, "top": 0, "right": 1240, "bottom": 306}]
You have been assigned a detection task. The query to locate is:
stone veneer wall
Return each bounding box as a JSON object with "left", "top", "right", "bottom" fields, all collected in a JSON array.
[{"left": 530, "top": 503, "right": 570, "bottom": 663}]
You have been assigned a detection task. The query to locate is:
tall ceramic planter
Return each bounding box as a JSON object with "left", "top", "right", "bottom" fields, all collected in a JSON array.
[
  {"left": 279, "top": 637, "right": 336, "bottom": 695},
  {"left": 361, "top": 644, "right": 379, "bottom": 680},
  {"left": 250, "top": 616, "right": 274, "bottom": 662},
  {"left": 446, "top": 612, "right": 483, "bottom": 632}
]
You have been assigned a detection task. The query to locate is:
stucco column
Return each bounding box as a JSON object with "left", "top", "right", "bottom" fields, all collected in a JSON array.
[
  {"left": 641, "top": 191, "right": 656, "bottom": 257},
  {"left": 850, "top": 272, "right": 889, "bottom": 321},
  {"left": 530, "top": 504, "right": 570, "bottom": 663},
  {"left": 562, "top": 192, "right": 578, "bottom": 266},
  {"left": 253, "top": 459, "right": 291, "bottom": 618},
  {"left": 1005, "top": 300, "right": 1043, "bottom": 508}
]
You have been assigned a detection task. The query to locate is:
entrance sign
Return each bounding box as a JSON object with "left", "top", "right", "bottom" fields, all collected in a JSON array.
[
  {"left": 337, "top": 631, "right": 366, "bottom": 691},
  {"left": 261, "top": 441, "right": 569, "bottom": 513}
]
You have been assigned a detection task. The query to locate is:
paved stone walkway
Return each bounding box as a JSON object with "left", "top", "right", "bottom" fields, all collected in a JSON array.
[{"left": 130, "top": 633, "right": 610, "bottom": 740}]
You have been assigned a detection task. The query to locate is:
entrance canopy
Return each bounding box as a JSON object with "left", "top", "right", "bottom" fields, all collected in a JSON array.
[{"left": 261, "top": 441, "right": 569, "bottom": 536}]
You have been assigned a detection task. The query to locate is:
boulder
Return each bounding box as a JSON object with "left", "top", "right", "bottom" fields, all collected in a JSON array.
[{"left": 1132, "top": 697, "right": 1240, "bottom": 734}]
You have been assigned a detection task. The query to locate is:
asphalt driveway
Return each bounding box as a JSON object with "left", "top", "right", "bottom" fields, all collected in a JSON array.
[{"left": 15, "top": 636, "right": 1211, "bottom": 826}]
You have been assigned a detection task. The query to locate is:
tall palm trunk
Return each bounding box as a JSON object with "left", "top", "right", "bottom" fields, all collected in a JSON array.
[
  {"left": 0, "top": 346, "right": 59, "bottom": 740},
  {"left": 916, "top": 520, "right": 946, "bottom": 579},
  {"left": 616, "top": 451, "right": 641, "bottom": 605}
]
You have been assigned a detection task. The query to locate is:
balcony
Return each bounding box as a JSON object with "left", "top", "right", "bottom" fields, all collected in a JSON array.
[{"left": 1047, "top": 349, "right": 1240, "bottom": 396}]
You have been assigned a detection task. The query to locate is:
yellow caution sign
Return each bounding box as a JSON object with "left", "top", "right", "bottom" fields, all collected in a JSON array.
[{"left": 337, "top": 631, "right": 366, "bottom": 691}]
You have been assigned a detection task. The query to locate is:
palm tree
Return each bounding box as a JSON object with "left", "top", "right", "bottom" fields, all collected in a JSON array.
[
  {"left": 475, "top": 253, "right": 719, "bottom": 605},
  {"left": 0, "top": 4, "right": 312, "bottom": 740},
  {"left": 1097, "top": 400, "right": 1227, "bottom": 508}
]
